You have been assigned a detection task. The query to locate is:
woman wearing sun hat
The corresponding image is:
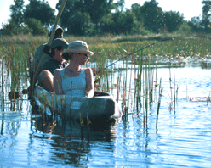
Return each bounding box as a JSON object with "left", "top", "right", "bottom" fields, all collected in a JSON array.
[{"left": 54, "top": 41, "right": 94, "bottom": 98}]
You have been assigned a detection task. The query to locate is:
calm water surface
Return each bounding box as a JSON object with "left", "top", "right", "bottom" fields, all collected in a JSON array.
[{"left": 1, "top": 59, "right": 211, "bottom": 167}]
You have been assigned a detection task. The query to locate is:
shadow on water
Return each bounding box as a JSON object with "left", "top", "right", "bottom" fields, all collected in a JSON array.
[
  {"left": 201, "top": 60, "right": 211, "bottom": 69},
  {"left": 29, "top": 100, "right": 118, "bottom": 166},
  {"left": 0, "top": 94, "right": 118, "bottom": 167},
  {"left": 2, "top": 54, "right": 211, "bottom": 167}
]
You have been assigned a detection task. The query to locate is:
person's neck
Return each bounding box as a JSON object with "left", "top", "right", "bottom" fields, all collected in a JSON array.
[
  {"left": 67, "top": 63, "right": 80, "bottom": 72},
  {"left": 52, "top": 57, "right": 62, "bottom": 63}
]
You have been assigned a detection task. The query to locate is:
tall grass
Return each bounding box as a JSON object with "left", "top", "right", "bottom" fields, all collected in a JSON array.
[{"left": 0, "top": 34, "right": 211, "bottom": 124}]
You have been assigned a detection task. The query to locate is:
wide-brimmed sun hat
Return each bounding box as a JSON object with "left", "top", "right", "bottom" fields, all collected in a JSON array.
[
  {"left": 50, "top": 38, "right": 69, "bottom": 49},
  {"left": 64, "top": 41, "right": 94, "bottom": 55}
]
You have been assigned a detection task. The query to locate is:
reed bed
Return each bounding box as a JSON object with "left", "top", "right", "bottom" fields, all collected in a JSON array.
[{"left": 0, "top": 34, "right": 211, "bottom": 126}]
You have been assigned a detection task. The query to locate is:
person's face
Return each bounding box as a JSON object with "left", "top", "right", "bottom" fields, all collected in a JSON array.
[
  {"left": 54, "top": 30, "right": 63, "bottom": 39},
  {"left": 54, "top": 47, "right": 65, "bottom": 62},
  {"left": 73, "top": 53, "right": 89, "bottom": 65}
]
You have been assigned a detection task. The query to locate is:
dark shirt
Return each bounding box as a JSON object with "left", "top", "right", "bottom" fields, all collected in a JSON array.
[
  {"left": 43, "top": 59, "right": 68, "bottom": 75},
  {"left": 31, "top": 43, "right": 50, "bottom": 74}
]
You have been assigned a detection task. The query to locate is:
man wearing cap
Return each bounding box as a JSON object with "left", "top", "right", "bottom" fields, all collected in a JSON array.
[
  {"left": 31, "top": 25, "right": 64, "bottom": 76},
  {"left": 37, "top": 38, "right": 69, "bottom": 92},
  {"left": 42, "top": 38, "right": 69, "bottom": 75},
  {"left": 23, "top": 25, "right": 64, "bottom": 95}
]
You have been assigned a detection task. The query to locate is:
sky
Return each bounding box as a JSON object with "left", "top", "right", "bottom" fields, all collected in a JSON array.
[{"left": 0, "top": 0, "right": 203, "bottom": 29}]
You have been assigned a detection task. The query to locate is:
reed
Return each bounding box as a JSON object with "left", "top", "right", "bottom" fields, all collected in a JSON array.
[
  {"left": 157, "top": 78, "right": 163, "bottom": 116},
  {"left": 1, "top": 34, "right": 211, "bottom": 127},
  {"left": 127, "top": 56, "right": 134, "bottom": 112},
  {"left": 1, "top": 58, "right": 4, "bottom": 105}
]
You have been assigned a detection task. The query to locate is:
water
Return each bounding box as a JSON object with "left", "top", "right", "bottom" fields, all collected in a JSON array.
[{"left": 1, "top": 59, "right": 211, "bottom": 167}]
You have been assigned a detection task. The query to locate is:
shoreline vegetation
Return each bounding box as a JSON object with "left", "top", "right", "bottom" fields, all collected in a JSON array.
[
  {"left": 1, "top": 33, "right": 211, "bottom": 61},
  {"left": 0, "top": 33, "right": 211, "bottom": 113}
]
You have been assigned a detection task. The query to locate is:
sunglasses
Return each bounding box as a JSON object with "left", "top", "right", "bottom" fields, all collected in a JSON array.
[{"left": 78, "top": 53, "right": 88, "bottom": 57}]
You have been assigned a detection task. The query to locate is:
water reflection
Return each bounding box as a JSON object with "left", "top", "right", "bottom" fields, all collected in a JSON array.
[
  {"left": 29, "top": 101, "right": 118, "bottom": 166},
  {"left": 201, "top": 60, "right": 211, "bottom": 69},
  {"left": 2, "top": 58, "right": 211, "bottom": 167}
]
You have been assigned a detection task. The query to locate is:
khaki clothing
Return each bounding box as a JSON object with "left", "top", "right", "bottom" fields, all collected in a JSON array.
[{"left": 31, "top": 43, "right": 50, "bottom": 75}]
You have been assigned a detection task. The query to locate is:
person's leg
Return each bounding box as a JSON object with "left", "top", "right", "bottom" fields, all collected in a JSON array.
[{"left": 40, "top": 70, "right": 54, "bottom": 92}]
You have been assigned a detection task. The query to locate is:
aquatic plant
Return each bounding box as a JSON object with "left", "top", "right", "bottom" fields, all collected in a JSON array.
[{"left": 1, "top": 34, "right": 211, "bottom": 127}]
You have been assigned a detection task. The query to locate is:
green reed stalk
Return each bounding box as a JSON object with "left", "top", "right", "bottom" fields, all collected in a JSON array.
[
  {"left": 124, "top": 56, "right": 129, "bottom": 114},
  {"left": 106, "top": 64, "right": 109, "bottom": 92},
  {"left": 110, "top": 64, "right": 113, "bottom": 92},
  {"left": 207, "top": 92, "right": 210, "bottom": 105},
  {"left": 169, "top": 57, "right": 173, "bottom": 103},
  {"left": 174, "top": 74, "right": 176, "bottom": 113},
  {"left": 116, "top": 69, "right": 121, "bottom": 102},
  {"left": 127, "top": 56, "right": 133, "bottom": 112},
  {"left": 157, "top": 78, "right": 162, "bottom": 116},
  {"left": 134, "top": 75, "right": 138, "bottom": 111},
  {"left": 186, "top": 85, "right": 188, "bottom": 99},
  {"left": 121, "top": 57, "right": 128, "bottom": 114},
  {"left": 133, "top": 58, "right": 136, "bottom": 111},
  {"left": 135, "top": 51, "right": 143, "bottom": 111},
  {"left": 133, "top": 69, "right": 136, "bottom": 110},
  {"left": 122, "top": 80, "right": 126, "bottom": 114},
  {"left": 144, "top": 59, "right": 149, "bottom": 125},
  {"left": 1, "top": 58, "right": 4, "bottom": 106},
  {"left": 154, "top": 60, "right": 158, "bottom": 102},
  {"left": 148, "top": 56, "right": 153, "bottom": 104},
  {"left": 176, "top": 84, "right": 179, "bottom": 102}
]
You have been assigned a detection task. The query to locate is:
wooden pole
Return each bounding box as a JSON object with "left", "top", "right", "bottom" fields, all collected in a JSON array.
[
  {"left": 30, "top": 0, "right": 67, "bottom": 96},
  {"left": 48, "top": 0, "right": 67, "bottom": 46}
]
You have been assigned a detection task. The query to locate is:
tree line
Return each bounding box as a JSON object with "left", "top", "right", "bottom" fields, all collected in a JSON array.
[{"left": 1, "top": 0, "right": 209, "bottom": 36}]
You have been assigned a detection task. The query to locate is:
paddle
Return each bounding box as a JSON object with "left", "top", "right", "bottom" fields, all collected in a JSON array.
[{"left": 29, "top": 0, "right": 67, "bottom": 97}]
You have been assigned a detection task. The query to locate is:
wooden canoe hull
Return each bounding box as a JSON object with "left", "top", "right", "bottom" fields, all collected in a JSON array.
[{"left": 33, "top": 87, "right": 122, "bottom": 123}]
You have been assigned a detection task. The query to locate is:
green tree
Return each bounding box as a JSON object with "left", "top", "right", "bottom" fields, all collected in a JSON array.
[
  {"left": 10, "top": 0, "right": 25, "bottom": 25},
  {"left": 56, "top": 0, "right": 113, "bottom": 35},
  {"left": 82, "top": 0, "right": 114, "bottom": 33},
  {"left": 131, "top": 3, "right": 147, "bottom": 35},
  {"left": 115, "top": 0, "right": 125, "bottom": 11},
  {"left": 202, "top": 1, "right": 211, "bottom": 31},
  {"left": 2, "top": 20, "right": 31, "bottom": 35},
  {"left": 131, "top": 3, "right": 142, "bottom": 22},
  {"left": 25, "top": 18, "right": 47, "bottom": 35},
  {"left": 24, "top": 0, "right": 55, "bottom": 26},
  {"left": 56, "top": 0, "right": 92, "bottom": 35},
  {"left": 2, "top": 21, "right": 19, "bottom": 35},
  {"left": 100, "top": 14, "right": 113, "bottom": 34},
  {"left": 56, "top": 0, "right": 76, "bottom": 33},
  {"left": 140, "top": 0, "right": 163, "bottom": 33},
  {"left": 188, "top": 16, "right": 203, "bottom": 32},
  {"left": 162, "top": 11, "right": 184, "bottom": 32},
  {"left": 101, "top": 10, "right": 135, "bottom": 35},
  {"left": 68, "top": 11, "right": 92, "bottom": 36}
]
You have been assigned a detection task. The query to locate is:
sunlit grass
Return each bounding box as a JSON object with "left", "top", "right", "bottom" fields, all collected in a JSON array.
[{"left": 0, "top": 33, "right": 211, "bottom": 121}]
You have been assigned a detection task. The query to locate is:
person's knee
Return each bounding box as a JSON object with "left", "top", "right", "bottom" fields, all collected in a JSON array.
[
  {"left": 40, "top": 70, "right": 51, "bottom": 77},
  {"left": 40, "top": 70, "right": 54, "bottom": 84}
]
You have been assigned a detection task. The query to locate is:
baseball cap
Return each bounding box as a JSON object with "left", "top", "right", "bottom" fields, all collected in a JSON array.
[{"left": 50, "top": 38, "right": 69, "bottom": 49}]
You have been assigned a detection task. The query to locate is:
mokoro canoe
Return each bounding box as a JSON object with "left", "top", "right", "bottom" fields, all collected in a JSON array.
[{"left": 33, "top": 86, "right": 122, "bottom": 123}]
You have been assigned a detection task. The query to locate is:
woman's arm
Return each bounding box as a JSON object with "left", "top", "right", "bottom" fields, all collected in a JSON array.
[
  {"left": 54, "top": 69, "right": 63, "bottom": 94},
  {"left": 85, "top": 68, "right": 94, "bottom": 98}
]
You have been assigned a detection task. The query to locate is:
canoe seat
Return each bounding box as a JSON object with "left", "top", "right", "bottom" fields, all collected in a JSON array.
[{"left": 94, "top": 91, "right": 110, "bottom": 97}]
